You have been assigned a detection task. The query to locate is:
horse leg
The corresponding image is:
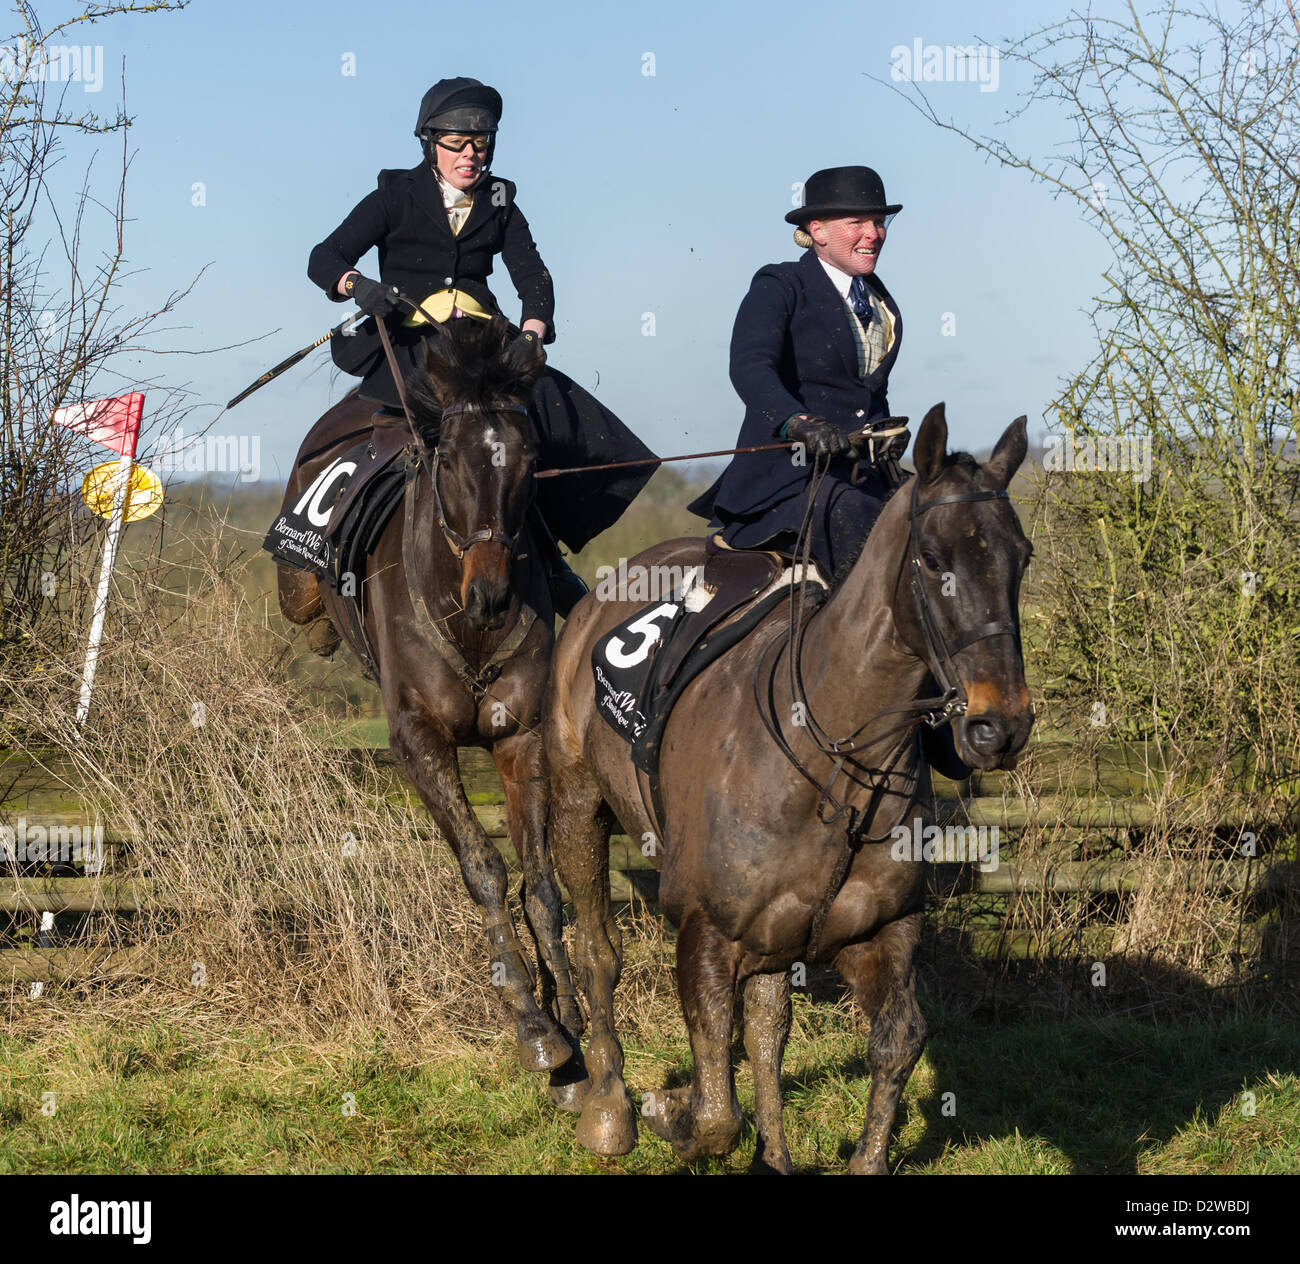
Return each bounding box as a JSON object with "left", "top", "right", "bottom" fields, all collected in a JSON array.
[
  {"left": 834, "top": 912, "right": 926, "bottom": 1174},
  {"left": 390, "top": 712, "right": 572, "bottom": 1074},
  {"left": 742, "top": 971, "right": 793, "bottom": 1174},
  {"left": 275, "top": 564, "right": 340, "bottom": 657},
  {"left": 645, "top": 909, "right": 743, "bottom": 1161},
  {"left": 549, "top": 756, "right": 637, "bottom": 1155},
  {"left": 492, "top": 728, "right": 589, "bottom": 1113}
]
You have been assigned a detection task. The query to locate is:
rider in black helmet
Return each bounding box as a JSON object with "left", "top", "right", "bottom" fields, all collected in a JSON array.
[{"left": 305, "top": 77, "right": 658, "bottom": 615}]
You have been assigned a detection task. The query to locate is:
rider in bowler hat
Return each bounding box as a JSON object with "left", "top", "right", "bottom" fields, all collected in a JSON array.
[{"left": 689, "top": 165, "right": 905, "bottom": 578}]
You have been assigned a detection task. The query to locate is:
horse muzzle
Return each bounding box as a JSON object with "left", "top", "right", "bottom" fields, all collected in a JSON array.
[
  {"left": 460, "top": 536, "right": 517, "bottom": 631},
  {"left": 954, "top": 701, "right": 1034, "bottom": 770}
]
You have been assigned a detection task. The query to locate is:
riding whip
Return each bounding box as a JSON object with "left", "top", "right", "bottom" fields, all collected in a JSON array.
[
  {"left": 226, "top": 311, "right": 366, "bottom": 408},
  {"left": 535, "top": 419, "right": 910, "bottom": 480}
]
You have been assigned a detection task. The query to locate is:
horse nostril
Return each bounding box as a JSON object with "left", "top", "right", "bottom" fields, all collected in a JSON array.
[
  {"left": 965, "top": 716, "right": 1007, "bottom": 754},
  {"left": 465, "top": 583, "right": 487, "bottom": 626},
  {"left": 464, "top": 576, "right": 509, "bottom": 631}
]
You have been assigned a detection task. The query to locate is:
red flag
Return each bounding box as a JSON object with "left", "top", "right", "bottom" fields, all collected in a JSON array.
[{"left": 51, "top": 393, "right": 145, "bottom": 458}]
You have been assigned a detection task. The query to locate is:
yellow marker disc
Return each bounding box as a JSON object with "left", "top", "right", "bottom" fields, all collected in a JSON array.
[{"left": 81, "top": 460, "right": 164, "bottom": 523}]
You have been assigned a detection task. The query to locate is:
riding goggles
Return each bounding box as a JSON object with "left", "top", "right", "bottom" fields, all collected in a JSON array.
[{"left": 434, "top": 132, "right": 491, "bottom": 154}]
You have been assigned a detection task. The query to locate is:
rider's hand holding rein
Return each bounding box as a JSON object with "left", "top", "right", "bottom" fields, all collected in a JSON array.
[
  {"left": 783, "top": 413, "right": 854, "bottom": 459},
  {"left": 336, "top": 269, "right": 546, "bottom": 342},
  {"left": 339, "top": 271, "right": 402, "bottom": 318}
]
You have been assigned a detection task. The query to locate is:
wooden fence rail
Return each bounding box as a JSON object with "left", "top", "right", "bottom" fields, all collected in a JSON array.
[{"left": 2, "top": 742, "right": 1293, "bottom": 977}]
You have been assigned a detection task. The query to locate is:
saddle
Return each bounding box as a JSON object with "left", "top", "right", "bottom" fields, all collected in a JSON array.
[
  {"left": 590, "top": 537, "right": 829, "bottom": 829},
  {"left": 263, "top": 414, "right": 415, "bottom": 680}
]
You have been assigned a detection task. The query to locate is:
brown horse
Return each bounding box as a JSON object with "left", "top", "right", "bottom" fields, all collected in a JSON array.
[
  {"left": 545, "top": 404, "right": 1033, "bottom": 1170},
  {"left": 278, "top": 317, "right": 584, "bottom": 1099}
]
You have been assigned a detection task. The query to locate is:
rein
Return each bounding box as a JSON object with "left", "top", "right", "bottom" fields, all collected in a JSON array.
[
  {"left": 752, "top": 464, "right": 1017, "bottom": 958},
  {"left": 375, "top": 313, "right": 539, "bottom": 699}
]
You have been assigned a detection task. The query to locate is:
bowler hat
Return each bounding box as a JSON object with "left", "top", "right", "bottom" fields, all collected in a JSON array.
[{"left": 786, "top": 166, "right": 901, "bottom": 224}]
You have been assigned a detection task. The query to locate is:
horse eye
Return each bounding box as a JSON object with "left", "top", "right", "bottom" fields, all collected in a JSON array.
[{"left": 921, "top": 551, "right": 942, "bottom": 572}]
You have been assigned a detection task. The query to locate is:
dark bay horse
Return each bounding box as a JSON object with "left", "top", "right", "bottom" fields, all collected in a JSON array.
[
  {"left": 278, "top": 318, "right": 583, "bottom": 1097},
  {"left": 545, "top": 404, "right": 1033, "bottom": 1170}
]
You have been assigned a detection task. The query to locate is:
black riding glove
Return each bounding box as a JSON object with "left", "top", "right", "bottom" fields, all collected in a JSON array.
[
  {"left": 516, "top": 328, "right": 547, "bottom": 364},
  {"left": 784, "top": 413, "right": 852, "bottom": 460},
  {"left": 345, "top": 273, "right": 402, "bottom": 319}
]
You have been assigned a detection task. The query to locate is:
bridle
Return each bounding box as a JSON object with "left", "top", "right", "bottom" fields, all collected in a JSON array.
[
  {"left": 400, "top": 398, "right": 541, "bottom": 701},
  {"left": 904, "top": 477, "right": 1019, "bottom": 726},
  {"left": 752, "top": 458, "right": 1022, "bottom": 957},
  {"left": 754, "top": 460, "right": 1020, "bottom": 840},
  {"left": 371, "top": 309, "right": 544, "bottom": 699},
  {"left": 375, "top": 301, "right": 536, "bottom": 563},
  {"left": 424, "top": 400, "right": 534, "bottom": 560}
]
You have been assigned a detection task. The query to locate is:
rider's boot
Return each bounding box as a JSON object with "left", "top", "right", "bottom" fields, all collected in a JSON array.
[{"left": 528, "top": 509, "right": 588, "bottom": 618}]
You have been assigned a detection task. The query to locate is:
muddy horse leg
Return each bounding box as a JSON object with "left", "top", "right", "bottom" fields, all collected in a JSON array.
[
  {"left": 645, "top": 909, "right": 743, "bottom": 1161},
  {"left": 549, "top": 757, "right": 637, "bottom": 1155},
  {"left": 276, "top": 563, "right": 340, "bottom": 656},
  {"left": 391, "top": 710, "right": 571, "bottom": 1074},
  {"left": 492, "top": 728, "right": 589, "bottom": 1112},
  {"left": 834, "top": 912, "right": 926, "bottom": 1174},
  {"left": 742, "top": 971, "right": 793, "bottom": 1174}
]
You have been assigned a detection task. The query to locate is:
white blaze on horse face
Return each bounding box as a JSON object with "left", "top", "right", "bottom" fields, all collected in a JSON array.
[{"left": 483, "top": 428, "right": 497, "bottom": 450}]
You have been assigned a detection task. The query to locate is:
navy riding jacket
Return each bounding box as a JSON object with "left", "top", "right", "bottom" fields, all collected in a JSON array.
[{"left": 689, "top": 248, "right": 902, "bottom": 526}]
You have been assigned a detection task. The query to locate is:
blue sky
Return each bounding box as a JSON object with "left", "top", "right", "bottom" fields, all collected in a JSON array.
[{"left": 27, "top": 0, "right": 1138, "bottom": 484}]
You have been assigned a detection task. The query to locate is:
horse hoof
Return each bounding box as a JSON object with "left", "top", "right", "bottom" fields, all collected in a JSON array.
[
  {"left": 546, "top": 1058, "right": 591, "bottom": 1114},
  {"left": 575, "top": 1091, "right": 638, "bottom": 1156},
  {"left": 642, "top": 1085, "right": 691, "bottom": 1148},
  {"left": 307, "top": 617, "right": 339, "bottom": 657},
  {"left": 515, "top": 1024, "right": 574, "bottom": 1073},
  {"left": 847, "top": 1153, "right": 890, "bottom": 1175},
  {"left": 748, "top": 1150, "right": 793, "bottom": 1175},
  {"left": 547, "top": 1074, "right": 590, "bottom": 1114}
]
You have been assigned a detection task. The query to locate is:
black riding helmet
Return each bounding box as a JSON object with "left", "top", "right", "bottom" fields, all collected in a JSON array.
[{"left": 415, "top": 77, "right": 502, "bottom": 173}]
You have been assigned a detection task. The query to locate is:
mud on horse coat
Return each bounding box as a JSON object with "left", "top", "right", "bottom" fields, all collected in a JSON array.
[
  {"left": 546, "top": 403, "right": 1034, "bottom": 1172},
  {"left": 278, "top": 319, "right": 590, "bottom": 1106}
]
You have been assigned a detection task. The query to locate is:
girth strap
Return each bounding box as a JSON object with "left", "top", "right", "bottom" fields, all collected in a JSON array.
[{"left": 401, "top": 456, "right": 537, "bottom": 700}]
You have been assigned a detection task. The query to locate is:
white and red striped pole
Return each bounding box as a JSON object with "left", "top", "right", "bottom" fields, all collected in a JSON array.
[{"left": 50, "top": 393, "right": 146, "bottom": 731}]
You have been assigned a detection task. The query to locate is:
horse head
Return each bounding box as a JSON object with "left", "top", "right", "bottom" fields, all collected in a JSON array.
[
  {"left": 409, "top": 316, "right": 546, "bottom": 631},
  {"left": 888, "top": 402, "right": 1035, "bottom": 770}
]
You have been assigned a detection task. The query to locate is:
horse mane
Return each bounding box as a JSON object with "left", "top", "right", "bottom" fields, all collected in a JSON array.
[
  {"left": 829, "top": 451, "right": 979, "bottom": 588},
  {"left": 407, "top": 317, "right": 535, "bottom": 441}
]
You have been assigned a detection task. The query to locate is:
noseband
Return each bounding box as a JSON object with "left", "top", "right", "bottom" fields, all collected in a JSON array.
[
  {"left": 748, "top": 464, "right": 1024, "bottom": 957},
  {"left": 753, "top": 464, "right": 1022, "bottom": 838},
  {"left": 426, "top": 400, "right": 533, "bottom": 560}
]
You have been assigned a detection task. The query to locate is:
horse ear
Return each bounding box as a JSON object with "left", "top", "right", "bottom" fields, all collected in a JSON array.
[
  {"left": 984, "top": 415, "right": 1028, "bottom": 490},
  {"left": 913, "top": 402, "right": 948, "bottom": 483}
]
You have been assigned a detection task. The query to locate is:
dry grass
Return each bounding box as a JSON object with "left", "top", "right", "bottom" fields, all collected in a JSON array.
[{"left": 0, "top": 495, "right": 682, "bottom": 1047}]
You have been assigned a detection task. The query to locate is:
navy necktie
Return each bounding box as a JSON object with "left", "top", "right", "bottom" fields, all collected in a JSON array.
[{"left": 848, "top": 275, "right": 872, "bottom": 322}]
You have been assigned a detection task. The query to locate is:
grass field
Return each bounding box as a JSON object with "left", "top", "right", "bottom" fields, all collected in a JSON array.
[
  {"left": 4, "top": 468, "right": 1295, "bottom": 1177},
  {"left": 2, "top": 996, "right": 1295, "bottom": 1175}
]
